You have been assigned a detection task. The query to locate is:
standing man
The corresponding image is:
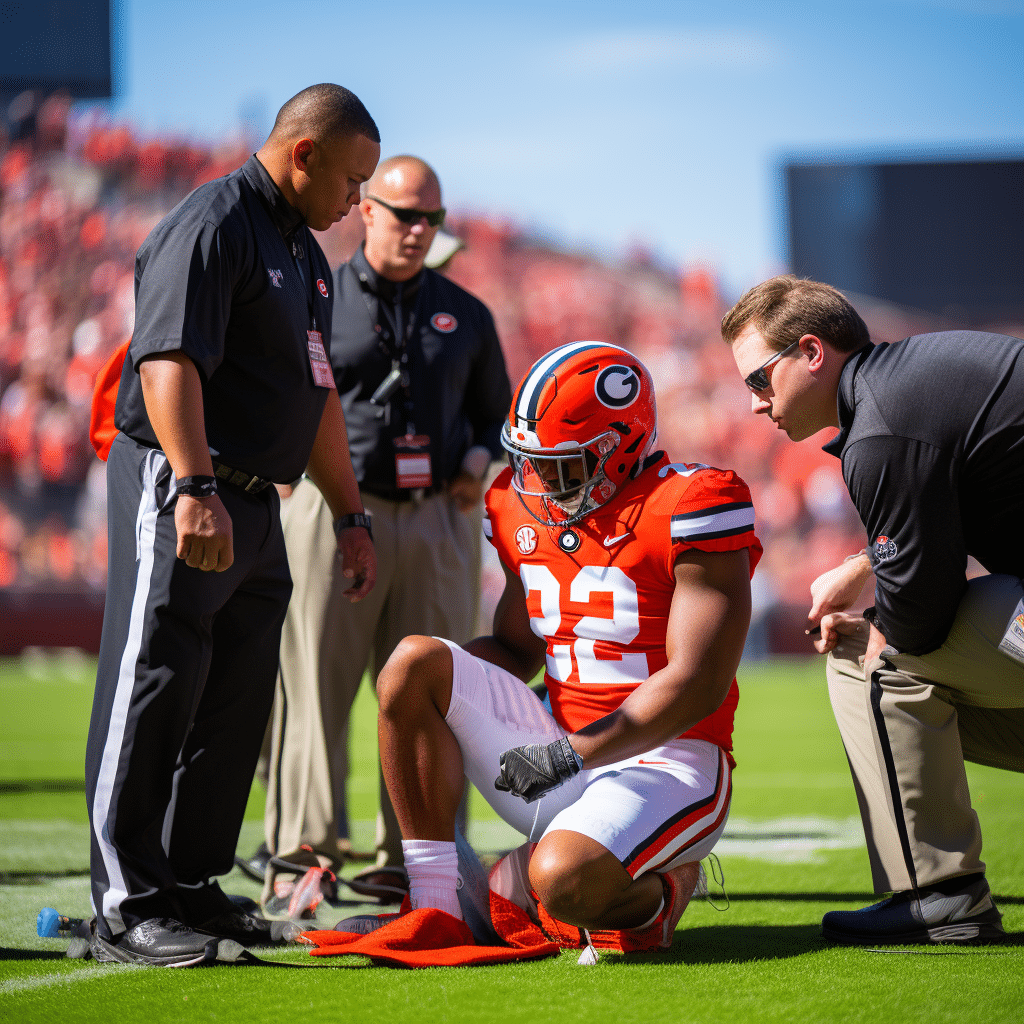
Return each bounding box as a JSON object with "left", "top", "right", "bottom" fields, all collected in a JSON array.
[
  {"left": 260, "top": 156, "right": 511, "bottom": 909},
  {"left": 723, "top": 275, "right": 1024, "bottom": 946},
  {"left": 85, "top": 84, "right": 380, "bottom": 967}
]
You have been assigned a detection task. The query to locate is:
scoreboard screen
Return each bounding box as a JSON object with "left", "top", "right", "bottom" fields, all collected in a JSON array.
[
  {"left": 786, "top": 158, "right": 1024, "bottom": 324},
  {"left": 1, "top": 0, "right": 112, "bottom": 98}
]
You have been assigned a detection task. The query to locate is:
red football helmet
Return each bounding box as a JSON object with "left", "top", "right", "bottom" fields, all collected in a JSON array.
[{"left": 501, "top": 341, "right": 658, "bottom": 526}]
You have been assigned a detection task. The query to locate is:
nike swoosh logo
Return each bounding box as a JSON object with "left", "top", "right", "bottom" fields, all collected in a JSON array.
[{"left": 603, "top": 534, "right": 629, "bottom": 547}]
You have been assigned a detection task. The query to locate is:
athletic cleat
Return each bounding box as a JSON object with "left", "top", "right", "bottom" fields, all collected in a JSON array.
[
  {"left": 197, "top": 907, "right": 294, "bottom": 946},
  {"left": 346, "top": 865, "right": 409, "bottom": 904},
  {"left": 488, "top": 842, "right": 539, "bottom": 922},
  {"left": 90, "top": 918, "right": 243, "bottom": 967},
  {"left": 234, "top": 843, "right": 271, "bottom": 883},
  {"left": 822, "top": 877, "right": 1006, "bottom": 946},
  {"left": 659, "top": 861, "right": 702, "bottom": 949},
  {"left": 330, "top": 912, "right": 399, "bottom": 935}
]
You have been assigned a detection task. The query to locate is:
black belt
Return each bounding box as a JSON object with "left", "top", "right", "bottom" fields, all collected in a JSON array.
[
  {"left": 212, "top": 461, "right": 274, "bottom": 494},
  {"left": 361, "top": 482, "right": 444, "bottom": 503}
]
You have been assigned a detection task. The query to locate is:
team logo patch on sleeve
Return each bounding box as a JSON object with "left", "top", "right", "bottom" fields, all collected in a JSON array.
[
  {"left": 874, "top": 535, "right": 898, "bottom": 560},
  {"left": 515, "top": 525, "right": 538, "bottom": 555},
  {"left": 431, "top": 313, "right": 458, "bottom": 333},
  {"left": 671, "top": 501, "right": 755, "bottom": 542}
]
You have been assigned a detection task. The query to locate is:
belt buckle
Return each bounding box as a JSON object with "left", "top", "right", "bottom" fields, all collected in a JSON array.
[{"left": 244, "top": 475, "right": 265, "bottom": 494}]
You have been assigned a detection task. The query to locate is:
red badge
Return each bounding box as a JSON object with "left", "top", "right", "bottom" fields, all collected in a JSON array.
[
  {"left": 317, "top": 278, "right": 329, "bottom": 298},
  {"left": 430, "top": 312, "right": 457, "bottom": 333}
]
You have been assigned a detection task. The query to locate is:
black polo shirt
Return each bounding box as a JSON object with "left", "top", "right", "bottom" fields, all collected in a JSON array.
[
  {"left": 115, "top": 155, "right": 333, "bottom": 483},
  {"left": 823, "top": 330, "right": 1024, "bottom": 655},
  {"left": 330, "top": 245, "right": 511, "bottom": 494}
]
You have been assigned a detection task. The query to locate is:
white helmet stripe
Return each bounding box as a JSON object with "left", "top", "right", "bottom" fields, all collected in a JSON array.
[{"left": 515, "top": 341, "right": 631, "bottom": 422}]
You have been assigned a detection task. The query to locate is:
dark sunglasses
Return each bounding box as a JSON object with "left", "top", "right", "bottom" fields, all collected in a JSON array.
[
  {"left": 367, "top": 195, "right": 446, "bottom": 228},
  {"left": 743, "top": 339, "right": 801, "bottom": 392}
]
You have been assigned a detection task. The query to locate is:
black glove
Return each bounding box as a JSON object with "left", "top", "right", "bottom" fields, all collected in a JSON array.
[{"left": 494, "top": 736, "right": 584, "bottom": 803}]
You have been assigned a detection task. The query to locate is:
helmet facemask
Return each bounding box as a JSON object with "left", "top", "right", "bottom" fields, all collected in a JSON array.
[{"left": 502, "top": 424, "right": 620, "bottom": 527}]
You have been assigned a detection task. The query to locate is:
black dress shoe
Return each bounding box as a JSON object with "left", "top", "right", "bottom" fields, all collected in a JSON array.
[
  {"left": 234, "top": 842, "right": 271, "bottom": 882},
  {"left": 196, "top": 907, "right": 297, "bottom": 946},
  {"left": 90, "top": 918, "right": 244, "bottom": 967}
]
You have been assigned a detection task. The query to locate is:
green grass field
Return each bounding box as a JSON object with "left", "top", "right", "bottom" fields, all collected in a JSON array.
[{"left": 2, "top": 653, "right": 1022, "bottom": 1023}]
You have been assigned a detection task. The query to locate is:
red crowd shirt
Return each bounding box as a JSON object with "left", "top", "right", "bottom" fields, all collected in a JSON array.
[{"left": 484, "top": 453, "right": 762, "bottom": 764}]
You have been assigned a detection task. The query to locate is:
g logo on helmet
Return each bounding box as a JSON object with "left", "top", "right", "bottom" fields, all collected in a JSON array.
[{"left": 595, "top": 365, "right": 640, "bottom": 409}]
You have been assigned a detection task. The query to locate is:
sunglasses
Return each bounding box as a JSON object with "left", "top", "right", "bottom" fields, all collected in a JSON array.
[
  {"left": 743, "top": 339, "right": 801, "bottom": 392},
  {"left": 367, "top": 195, "right": 446, "bottom": 228}
]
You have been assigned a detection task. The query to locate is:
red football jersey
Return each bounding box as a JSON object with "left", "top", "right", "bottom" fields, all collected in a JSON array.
[{"left": 484, "top": 453, "right": 762, "bottom": 763}]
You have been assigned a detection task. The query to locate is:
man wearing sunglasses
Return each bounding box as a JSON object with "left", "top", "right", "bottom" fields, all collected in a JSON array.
[
  {"left": 724, "top": 274, "right": 1024, "bottom": 948},
  {"left": 258, "top": 156, "right": 511, "bottom": 913}
]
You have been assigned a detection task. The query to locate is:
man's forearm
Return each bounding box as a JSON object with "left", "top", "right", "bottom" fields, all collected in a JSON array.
[
  {"left": 138, "top": 353, "right": 214, "bottom": 477},
  {"left": 570, "top": 666, "right": 728, "bottom": 768},
  {"left": 305, "top": 388, "right": 365, "bottom": 518}
]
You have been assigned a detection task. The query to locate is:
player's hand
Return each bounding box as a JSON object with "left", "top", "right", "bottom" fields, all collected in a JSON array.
[
  {"left": 175, "top": 494, "right": 234, "bottom": 572},
  {"left": 811, "top": 611, "right": 869, "bottom": 654},
  {"left": 338, "top": 525, "right": 376, "bottom": 601},
  {"left": 494, "top": 736, "right": 583, "bottom": 803},
  {"left": 448, "top": 472, "right": 483, "bottom": 513}
]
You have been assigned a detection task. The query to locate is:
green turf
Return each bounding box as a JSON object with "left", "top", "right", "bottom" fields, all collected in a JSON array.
[{"left": 2, "top": 654, "right": 1022, "bottom": 1023}]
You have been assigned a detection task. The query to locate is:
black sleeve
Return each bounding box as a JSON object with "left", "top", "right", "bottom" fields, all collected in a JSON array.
[
  {"left": 843, "top": 434, "right": 967, "bottom": 655},
  {"left": 464, "top": 306, "right": 512, "bottom": 461},
  {"left": 131, "top": 219, "right": 237, "bottom": 382}
]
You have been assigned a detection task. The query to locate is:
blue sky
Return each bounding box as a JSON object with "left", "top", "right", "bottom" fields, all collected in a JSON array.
[{"left": 103, "top": 0, "right": 1023, "bottom": 297}]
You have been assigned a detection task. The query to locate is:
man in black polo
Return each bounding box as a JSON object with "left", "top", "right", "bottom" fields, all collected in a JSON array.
[
  {"left": 259, "top": 156, "right": 511, "bottom": 909},
  {"left": 723, "top": 274, "right": 1024, "bottom": 947},
  {"left": 85, "top": 84, "right": 380, "bottom": 967}
]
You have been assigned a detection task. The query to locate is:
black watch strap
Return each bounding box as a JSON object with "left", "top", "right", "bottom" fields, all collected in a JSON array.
[
  {"left": 334, "top": 512, "right": 373, "bottom": 540},
  {"left": 177, "top": 475, "right": 218, "bottom": 497}
]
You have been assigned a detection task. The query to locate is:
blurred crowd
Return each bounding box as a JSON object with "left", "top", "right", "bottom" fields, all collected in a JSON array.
[{"left": 3, "top": 94, "right": 1015, "bottom": 648}]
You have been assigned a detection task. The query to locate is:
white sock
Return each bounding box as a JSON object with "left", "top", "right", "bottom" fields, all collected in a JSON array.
[{"left": 402, "top": 839, "right": 463, "bottom": 920}]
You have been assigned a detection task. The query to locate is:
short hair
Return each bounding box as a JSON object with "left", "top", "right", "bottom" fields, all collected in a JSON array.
[
  {"left": 721, "top": 275, "right": 871, "bottom": 354},
  {"left": 269, "top": 83, "right": 380, "bottom": 146}
]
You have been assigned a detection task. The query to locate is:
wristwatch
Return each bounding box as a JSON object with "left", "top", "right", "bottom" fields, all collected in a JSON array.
[
  {"left": 333, "top": 512, "right": 373, "bottom": 540},
  {"left": 176, "top": 475, "right": 218, "bottom": 498}
]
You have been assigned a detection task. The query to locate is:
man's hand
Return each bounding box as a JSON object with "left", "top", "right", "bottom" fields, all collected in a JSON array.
[
  {"left": 811, "top": 610, "right": 869, "bottom": 654},
  {"left": 807, "top": 552, "right": 873, "bottom": 628},
  {"left": 175, "top": 494, "right": 234, "bottom": 571},
  {"left": 494, "top": 736, "right": 583, "bottom": 803},
  {"left": 865, "top": 619, "right": 888, "bottom": 667},
  {"left": 337, "top": 525, "right": 376, "bottom": 601},
  {"left": 448, "top": 471, "right": 483, "bottom": 513}
]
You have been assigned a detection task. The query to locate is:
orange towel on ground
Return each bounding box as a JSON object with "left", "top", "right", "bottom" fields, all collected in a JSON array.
[
  {"left": 299, "top": 888, "right": 666, "bottom": 967},
  {"left": 299, "top": 897, "right": 559, "bottom": 967}
]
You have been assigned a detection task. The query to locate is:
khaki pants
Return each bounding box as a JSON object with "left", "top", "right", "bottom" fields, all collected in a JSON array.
[
  {"left": 826, "top": 573, "right": 1024, "bottom": 894},
  {"left": 262, "top": 480, "right": 481, "bottom": 901}
]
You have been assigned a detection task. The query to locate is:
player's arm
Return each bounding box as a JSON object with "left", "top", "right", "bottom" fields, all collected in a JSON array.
[
  {"left": 570, "top": 546, "right": 751, "bottom": 767},
  {"left": 139, "top": 351, "right": 233, "bottom": 572},
  {"left": 495, "top": 547, "right": 752, "bottom": 802},
  {"left": 464, "top": 560, "right": 547, "bottom": 682},
  {"left": 305, "top": 386, "right": 376, "bottom": 601}
]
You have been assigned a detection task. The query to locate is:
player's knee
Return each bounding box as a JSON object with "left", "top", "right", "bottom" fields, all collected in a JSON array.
[
  {"left": 529, "top": 848, "right": 610, "bottom": 927},
  {"left": 377, "top": 635, "right": 450, "bottom": 715}
]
